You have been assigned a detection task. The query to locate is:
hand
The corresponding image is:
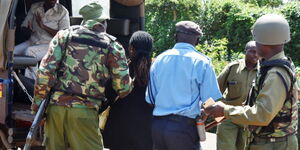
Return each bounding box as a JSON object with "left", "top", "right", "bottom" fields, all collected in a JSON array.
[
  {"left": 204, "top": 101, "right": 225, "bottom": 118},
  {"left": 40, "top": 118, "right": 46, "bottom": 126},
  {"left": 199, "top": 109, "right": 208, "bottom": 121},
  {"left": 35, "top": 13, "right": 45, "bottom": 29},
  {"left": 31, "top": 103, "right": 38, "bottom": 113},
  {"left": 27, "top": 21, "right": 34, "bottom": 32}
]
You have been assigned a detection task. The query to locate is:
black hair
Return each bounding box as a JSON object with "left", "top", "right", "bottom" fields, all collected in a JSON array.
[{"left": 129, "top": 31, "right": 153, "bottom": 86}]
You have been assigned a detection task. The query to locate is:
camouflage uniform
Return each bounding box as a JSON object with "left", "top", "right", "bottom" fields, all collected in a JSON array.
[
  {"left": 217, "top": 59, "right": 257, "bottom": 150},
  {"left": 34, "top": 19, "right": 133, "bottom": 150}
]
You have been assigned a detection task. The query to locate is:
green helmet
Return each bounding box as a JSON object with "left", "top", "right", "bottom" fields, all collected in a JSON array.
[
  {"left": 79, "top": 2, "right": 110, "bottom": 24},
  {"left": 252, "top": 14, "right": 290, "bottom": 45}
]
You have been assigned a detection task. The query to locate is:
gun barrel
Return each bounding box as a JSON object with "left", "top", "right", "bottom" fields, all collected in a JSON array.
[
  {"left": 23, "top": 133, "right": 33, "bottom": 150},
  {"left": 23, "top": 98, "right": 49, "bottom": 150}
]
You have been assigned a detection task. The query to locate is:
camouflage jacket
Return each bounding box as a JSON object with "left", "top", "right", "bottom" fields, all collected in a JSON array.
[{"left": 34, "top": 20, "right": 133, "bottom": 110}]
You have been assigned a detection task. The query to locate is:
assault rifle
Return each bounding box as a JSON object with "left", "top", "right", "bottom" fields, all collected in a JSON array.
[{"left": 23, "top": 96, "right": 50, "bottom": 150}]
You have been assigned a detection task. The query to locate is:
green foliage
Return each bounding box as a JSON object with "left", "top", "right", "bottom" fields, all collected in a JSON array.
[
  {"left": 196, "top": 38, "right": 243, "bottom": 74},
  {"left": 198, "top": 0, "right": 267, "bottom": 60},
  {"left": 243, "top": 0, "right": 283, "bottom": 7},
  {"left": 280, "top": 2, "right": 300, "bottom": 66},
  {"left": 145, "top": 0, "right": 300, "bottom": 65},
  {"left": 145, "top": 0, "right": 202, "bottom": 56}
]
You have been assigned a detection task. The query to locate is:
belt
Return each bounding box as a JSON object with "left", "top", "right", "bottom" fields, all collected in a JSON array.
[
  {"left": 154, "top": 115, "right": 196, "bottom": 126},
  {"left": 253, "top": 135, "right": 290, "bottom": 143}
]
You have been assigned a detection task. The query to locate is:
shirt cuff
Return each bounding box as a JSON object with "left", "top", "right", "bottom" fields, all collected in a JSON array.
[{"left": 224, "top": 104, "right": 233, "bottom": 119}]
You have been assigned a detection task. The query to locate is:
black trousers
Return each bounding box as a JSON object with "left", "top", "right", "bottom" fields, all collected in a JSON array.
[{"left": 152, "top": 115, "right": 201, "bottom": 150}]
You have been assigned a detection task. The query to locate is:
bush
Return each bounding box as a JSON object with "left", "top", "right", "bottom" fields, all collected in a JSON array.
[
  {"left": 145, "top": 0, "right": 202, "bottom": 56},
  {"left": 243, "top": 0, "right": 283, "bottom": 7},
  {"left": 196, "top": 38, "right": 243, "bottom": 74},
  {"left": 197, "top": 0, "right": 274, "bottom": 60},
  {"left": 280, "top": 2, "right": 300, "bottom": 66},
  {"left": 145, "top": 0, "right": 300, "bottom": 65}
]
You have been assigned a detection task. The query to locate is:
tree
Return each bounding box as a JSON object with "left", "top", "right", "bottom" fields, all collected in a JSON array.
[{"left": 243, "top": 0, "right": 283, "bottom": 7}]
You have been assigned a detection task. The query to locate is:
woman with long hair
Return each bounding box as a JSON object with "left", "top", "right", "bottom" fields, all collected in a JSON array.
[{"left": 103, "top": 31, "right": 153, "bottom": 150}]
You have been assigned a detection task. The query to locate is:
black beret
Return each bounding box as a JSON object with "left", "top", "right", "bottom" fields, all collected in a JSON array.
[{"left": 175, "top": 21, "right": 202, "bottom": 36}]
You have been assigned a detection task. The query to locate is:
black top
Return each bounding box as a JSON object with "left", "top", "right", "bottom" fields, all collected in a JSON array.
[{"left": 103, "top": 69, "right": 153, "bottom": 150}]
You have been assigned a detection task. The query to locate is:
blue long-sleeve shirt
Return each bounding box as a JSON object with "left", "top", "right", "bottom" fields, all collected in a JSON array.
[{"left": 146, "top": 43, "right": 222, "bottom": 119}]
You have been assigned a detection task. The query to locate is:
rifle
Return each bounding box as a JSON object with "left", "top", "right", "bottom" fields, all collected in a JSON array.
[
  {"left": 23, "top": 95, "right": 51, "bottom": 150},
  {"left": 24, "top": 28, "right": 71, "bottom": 150}
]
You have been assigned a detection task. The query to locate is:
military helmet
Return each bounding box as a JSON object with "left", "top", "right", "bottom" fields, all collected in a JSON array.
[{"left": 252, "top": 14, "right": 290, "bottom": 45}]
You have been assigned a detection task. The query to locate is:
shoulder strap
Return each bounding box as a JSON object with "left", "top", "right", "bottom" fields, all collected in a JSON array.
[
  {"left": 258, "top": 59, "right": 296, "bottom": 92},
  {"left": 276, "top": 71, "right": 289, "bottom": 97},
  {"left": 50, "top": 29, "right": 71, "bottom": 95},
  {"left": 56, "top": 28, "right": 71, "bottom": 78},
  {"left": 70, "top": 28, "right": 110, "bottom": 49},
  {"left": 260, "top": 59, "right": 292, "bottom": 69}
]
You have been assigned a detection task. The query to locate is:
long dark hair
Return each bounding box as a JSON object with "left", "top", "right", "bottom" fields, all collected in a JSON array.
[{"left": 129, "top": 31, "right": 153, "bottom": 86}]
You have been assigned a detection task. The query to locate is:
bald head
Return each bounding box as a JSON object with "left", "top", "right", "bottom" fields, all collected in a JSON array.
[{"left": 245, "top": 41, "right": 256, "bottom": 52}]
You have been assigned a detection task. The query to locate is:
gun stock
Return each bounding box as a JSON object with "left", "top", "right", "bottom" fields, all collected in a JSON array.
[{"left": 23, "top": 98, "right": 50, "bottom": 150}]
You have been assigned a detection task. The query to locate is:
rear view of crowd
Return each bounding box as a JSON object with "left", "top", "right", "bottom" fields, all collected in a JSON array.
[{"left": 24, "top": 1, "right": 299, "bottom": 150}]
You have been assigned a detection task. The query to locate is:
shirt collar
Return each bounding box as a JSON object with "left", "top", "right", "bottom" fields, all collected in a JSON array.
[
  {"left": 173, "top": 42, "right": 196, "bottom": 51},
  {"left": 269, "top": 51, "right": 286, "bottom": 60},
  {"left": 53, "top": 3, "right": 59, "bottom": 12},
  {"left": 39, "top": 2, "right": 59, "bottom": 13},
  {"left": 238, "top": 59, "right": 258, "bottom": 71}
]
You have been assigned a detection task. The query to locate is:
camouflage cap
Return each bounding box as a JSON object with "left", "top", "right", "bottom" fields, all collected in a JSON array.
[
  {"left": 175, "top": 21, "right": 202, "bottom": 36},
  {"left": 79, "top": 2, "right": 105, "bottom": 23}
]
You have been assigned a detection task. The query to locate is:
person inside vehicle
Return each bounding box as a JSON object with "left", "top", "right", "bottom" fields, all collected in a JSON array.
[{"left": 14, "top": 0, "right": 70, "bottom": 79}]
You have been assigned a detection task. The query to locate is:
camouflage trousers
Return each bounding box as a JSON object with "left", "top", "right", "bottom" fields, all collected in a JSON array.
[{"left": 44, "top": 105, "right": 103, "bottom": 150}]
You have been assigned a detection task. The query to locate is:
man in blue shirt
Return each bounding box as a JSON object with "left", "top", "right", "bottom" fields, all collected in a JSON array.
[{"left": 146, "top": 21, "right": 222, "bottom": 150}]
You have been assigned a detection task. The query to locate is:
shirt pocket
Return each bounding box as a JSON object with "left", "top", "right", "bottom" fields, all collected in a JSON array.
[{"left": 226, "top": 79, "right": 242, "bottom": 100}]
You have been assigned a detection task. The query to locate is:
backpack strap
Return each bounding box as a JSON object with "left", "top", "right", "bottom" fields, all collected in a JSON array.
[
  {"left": 56, "top": 28, "right": 72, "bottom": 78},
  {"left": 71, "top": 36, "right": 109, "bottom": 49}
]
